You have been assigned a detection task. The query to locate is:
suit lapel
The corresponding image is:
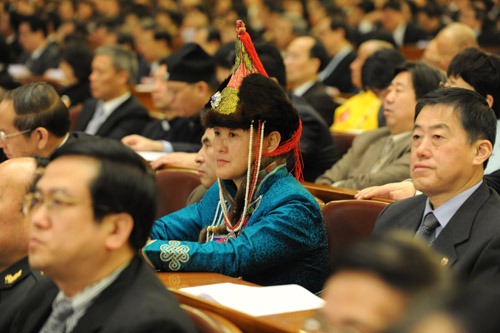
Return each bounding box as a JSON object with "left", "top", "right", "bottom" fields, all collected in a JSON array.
[
  {"left": 75, "top": 99, "right": 98, "bottom": 130},
  {"left": 433, "top": 182, "right": 491, "bottom": 267},
  {"left": 72, "top": 257, "right": 139, "bottom": 333},
  {"left": 399, "top": 195, "right": 426, "bottom": 232},
  {"left": 20, "top": 279, "right": 58, "bottom": 332},
  {"left": 95, "top": 96, "right": 132, "bottom": 137}
]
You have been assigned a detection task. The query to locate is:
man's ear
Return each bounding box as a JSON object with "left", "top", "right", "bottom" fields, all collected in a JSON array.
[
  {"left": 486, "top": 94, "right": 494, "bottom": 108},
  {"left": 473, "top": 139, "right": 493, "bottom": 167},
  {"left": 264, "top": 131, "right": 281, "bottom": 154},
  {"left": 33, "top": 127, "right": 49, "bottom": 149},
  {"left": 102, "top": 213, "right": 134, "bottom": 251},
  {"left": 118, "top": 69, "right": 129, "bottom": 86}
]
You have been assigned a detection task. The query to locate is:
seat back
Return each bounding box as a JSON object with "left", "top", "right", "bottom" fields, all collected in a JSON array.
[
  {"left": 181, "top": 304, "right": 242, "bottom": 333},
  {"left": 321, "top": 200, "right": 389, "bottom": 264},
  {"left": 331, "top": 131, "right": 356, "bottom": 157},
  {"left": 155, "top": 169, "right": 201, "bottom": 219}
]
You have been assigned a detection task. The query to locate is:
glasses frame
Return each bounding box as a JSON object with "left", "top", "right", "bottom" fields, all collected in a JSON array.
[
  {"left": 0, "top": 129, "right": 32, "bottom": 144},
  {"left": 22, "top": 191, "right": 91, "bottom": 216}
]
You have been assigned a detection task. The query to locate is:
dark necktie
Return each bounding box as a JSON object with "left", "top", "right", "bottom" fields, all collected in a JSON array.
[
  {"left": 40, "top": 298, "right": 74, "bottom": 333},
  {"left": 416, "top": 212, "right": 440, "bottom": 244}
]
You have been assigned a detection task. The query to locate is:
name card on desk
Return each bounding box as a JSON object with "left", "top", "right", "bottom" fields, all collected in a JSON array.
[{"left": 180, "top": 282, "right": 324, "bottom": 316}]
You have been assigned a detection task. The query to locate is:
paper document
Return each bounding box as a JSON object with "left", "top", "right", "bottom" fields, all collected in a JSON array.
[
  {"left": 136, "top": 151, "right": 167, "bottom": 161},
  {"left": 180, "top": 282, "right": 324, "bottom": 316}
]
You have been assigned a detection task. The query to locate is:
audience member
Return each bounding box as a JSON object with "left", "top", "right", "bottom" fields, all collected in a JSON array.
[
  {"left": 143, "top": 23, "right": 330, "bottom": 293},
  {"left": 185, "top": 128, "right": 217, "bottom": 206},
  {"left": 58, "top": 42, "right": 93, "bottom": 108},
  {"left": 380, "top": 0, "right": 427, "bottom": 47},
  {"left": 270, "top": 12, "right": 308, "bottom": 52},
  {"left": 373, "top": 88, "right": 500, "bottom": 283},
  {"left": 331, "top": 39, "right": 396, "bottom": 132},
  {"left": 11, "top": 137, "right": 196, "bottom": 332},
  {"left": 422, "top": 22, "right": 478, "bottom": 71},
  {"left": 122, "top": 43, "right": 217, "bottom": 154},
  {"left": 193, "top": 25, "right": 222, "bottom": 56},
  {"left": 0, "top": 158, "right": 42, "bottom": 331},
  {"left": 284, "top": 35, "right": 338, "bottom": 126},
  {"left": 74, "top": 45, "right": 151, "bottom": 140},
  {"left": 0, "top": 82, "right": 84, "bottom": 161},
  {"left": 135, "top": 23, "right": 172, "bottom": 80},
  {"left": 317, "top": 62, "right": 444, "bottom": 190},
  {"left": 315, "top": 17, "right": 357, "bottom": 94},
  {"left": 16, "top": 15, "right": 61, "bottom": 76},
  {"left": 305, "top": 231, "right": 450, "bottom": 333}
]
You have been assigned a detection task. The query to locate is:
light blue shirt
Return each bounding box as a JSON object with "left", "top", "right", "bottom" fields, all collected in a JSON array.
[{"left": 418, "top": 180, "right": 483, "bottom": 238}]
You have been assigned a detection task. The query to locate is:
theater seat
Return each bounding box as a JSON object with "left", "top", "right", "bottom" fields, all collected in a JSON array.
[
  {"left": 331, "top": 131, "right": 356, "bottom": 157},
  {"left": 181, "top": 304, "right": 242, "bottom": 333},
  {"left": 321, "top": 199, "right": 389, "bottom": 264},
  {"left": 155, "top": 169, "right": 201, "bottom": 219}
]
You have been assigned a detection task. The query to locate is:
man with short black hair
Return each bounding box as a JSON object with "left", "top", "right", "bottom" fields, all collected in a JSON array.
[
  {"left": 284, "top": 35, "right": 338, "bottom": 126},
  {"left": 10, "top": 137, "right": 196, "bottom": 332},
  {"left": 17, "top": 15, "right": 61, "bottom": 76},
  {"left": 374, "top": 88, "right": 500, "bottom": 283},
  {"left": 0, "top": 82, "right": 82, "bottom": 161}
]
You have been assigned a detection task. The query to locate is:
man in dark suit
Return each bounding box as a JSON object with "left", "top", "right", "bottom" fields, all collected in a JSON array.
[
  {"left": 74, "top": 45, "right": 151, "bottom": 140},
  {"left": 17, "top": 15, "right": 61, "bottom": 76},
  {"left": 10, "top": 138, "right": 196, "bottom": 332},
  {"left": 0, "top": 158, "right": 43, "bottom": 332},
  {"left": 315, "top": 17, "right": 357, "bottom": 94},
  {"left": 284, "top": 35, "right": 339, "bottom": 126},
  {"left": 374, "top": 88, "right": 500, "bottom": 283},
  {"left": 380, "top": 0, "right": 427, "bottom": 47},
  {"left": 0, "top": 82, "right": 84, "bottom": 163}
]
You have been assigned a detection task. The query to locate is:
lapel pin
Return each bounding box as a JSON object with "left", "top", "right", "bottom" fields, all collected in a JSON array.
[{"left": 441, "top": 257, "right": 449, "bottom": 266}]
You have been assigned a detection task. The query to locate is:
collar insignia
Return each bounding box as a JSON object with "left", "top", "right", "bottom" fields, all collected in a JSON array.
[{"left": 5, "top": 269, "right": 22, "bottom": 284}]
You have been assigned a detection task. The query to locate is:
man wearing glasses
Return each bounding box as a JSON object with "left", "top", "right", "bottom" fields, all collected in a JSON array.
[
  {"left": 0, "top": 82, "right": 84, "bottom": 162},
  {"left": 10, "top": 137, "right": 196, "bottom": 333}
]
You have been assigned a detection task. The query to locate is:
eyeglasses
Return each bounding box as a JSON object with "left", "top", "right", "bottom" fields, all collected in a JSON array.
[
  {"left": 22, "top": 191, "right": 91, "bottom": 216},
  {"left": 0, "top": 129, "right": 31, "bottom": 144}
]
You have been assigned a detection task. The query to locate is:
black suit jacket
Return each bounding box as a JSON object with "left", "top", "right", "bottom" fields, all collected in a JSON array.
[
  {"left": 374, "top": 181, "right": 500, "bottom": 283},
  {"left": 10, "top": 256, "right": 196, "bottom": 333},
  {"left": 0, "top": 257, "right": 42, "bottom": 332},
  {"left": 301, "top": 82, "right": 339, "bottom": 127},
  {"left": 140, "top": 115, "right": 203, "bottom": 153},
  {"left": 74, "top": 95, "right": 151, "bottom": 140},
  {"left": 18, "top": 41, "right": 61, "bottom": 76},
  {"left": 402, "top": 23, "right": 427, "bottom": 45},
  {"left": 321, "top": 50, "right": 357, "bottom": 94},
  {"left": 290, "top": 94, "right": 340, "bottom": 182}
]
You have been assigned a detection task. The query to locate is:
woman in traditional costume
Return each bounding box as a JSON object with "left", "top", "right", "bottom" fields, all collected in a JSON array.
[{"left": 142, "top": 21, "right": 330, "bottom": 293}]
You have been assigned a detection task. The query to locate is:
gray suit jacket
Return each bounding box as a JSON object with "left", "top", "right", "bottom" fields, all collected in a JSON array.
[
  {"left": 315, "top": 127, "right": 411, "bottom": 189},
  {"left": 374, "top": 181, "right": 500, "bottom": 283}
]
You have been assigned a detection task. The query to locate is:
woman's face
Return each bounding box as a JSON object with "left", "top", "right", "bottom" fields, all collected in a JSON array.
[{"left": 213, "top": 127, "right": 252, "bottom": 188}]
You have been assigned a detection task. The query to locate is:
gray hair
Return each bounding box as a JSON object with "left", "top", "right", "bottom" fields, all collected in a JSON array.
[{"left": 95, "top": 45, "right": 138, "bottom": 85}]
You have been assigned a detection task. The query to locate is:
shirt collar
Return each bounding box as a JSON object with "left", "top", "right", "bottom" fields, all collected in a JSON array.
[
  {"left": 31, "top": 41, "right": 49, "bottom": 60},
  {"left": 101, "top": 92, "right": 131, "bottom": 117},
  {"left": 292, "top": 80, "right": 316, "bottom": 97}
]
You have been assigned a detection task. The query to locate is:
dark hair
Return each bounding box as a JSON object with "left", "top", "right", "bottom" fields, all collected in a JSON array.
[
  {"left": 153, "top": 30, "right": 172, "bottom": 48},
  {"left": 395, "top": 61, "right": 446, "bottom": 100},
  {"left": 49, "top": 137, "right": 157, "bottom": 251},
  {"left": 383, "top": 0, "right": 402, "bottom": 11},
  {"left": 415, "top": 87, "right": 496, "bottom": 148},
  {"left": 19, "top": 15, "right": 48, "bottom": 37},
  {"left": 254, "top": 43, "right": 287, "bottom": 88},
  {"left": 362, "top": 48, "right": 406, "bottom": 91},
  {"left": 308, "top": 36, "right": 329, "bottom": 71},
  {"left": 203, "top": 73, "right": 299, "bottom": 143},
  {"left": 4, "top": 83, "right": 70, "bottom": 137},
  {"left": 419, "top": 1, "right": 443, "bottom": 18},
  {"left": 61, "top": 42, "right": 93, "bottom": 82},
  {"left": 213, "top": 41, "right": 235, "bottom": 70},
  {"left": 332, "top": 231, "right": 449, "bottom": 297},
  {"left": 447, "top": 48, "right": 500, "bottom": 119}
]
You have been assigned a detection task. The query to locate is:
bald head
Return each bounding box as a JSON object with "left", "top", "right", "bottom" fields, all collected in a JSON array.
[
  {"left": 350, "top": 40, "right": 395, "bottom": 88},
  {"left": 0, "top": 158, "right": 37, "bottom": 272},
  {"left": 423, "top": 22, "right": 478, "bottom": 71}
]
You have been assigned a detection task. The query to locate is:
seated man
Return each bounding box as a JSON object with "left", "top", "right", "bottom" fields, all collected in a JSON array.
[
  {"left": 0, "top": 158, "right": 42, "bottom": 331},
  {"left": 312, "top": 231, "right": 450, "bottom": 333},
  {"left": 373, "top": 88, "right": 500, "bottom": 283},
  {"left": 316, "top": 62, "right": 444, "bottom": 190},
  {"left": 74, "top": 45, "right": 151, "bottom": 139},
  {"left": 11, "top": 138, "right": 196, "bottom": 332},
  {"left": 284, "top": 35, "right": 338, "bottom": 126},
  {"left": 0, "top": 82, "right": 85, "bottom": 162},
  {"left": 122, "top": 43, "right": 217, "bottom": 154}
]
